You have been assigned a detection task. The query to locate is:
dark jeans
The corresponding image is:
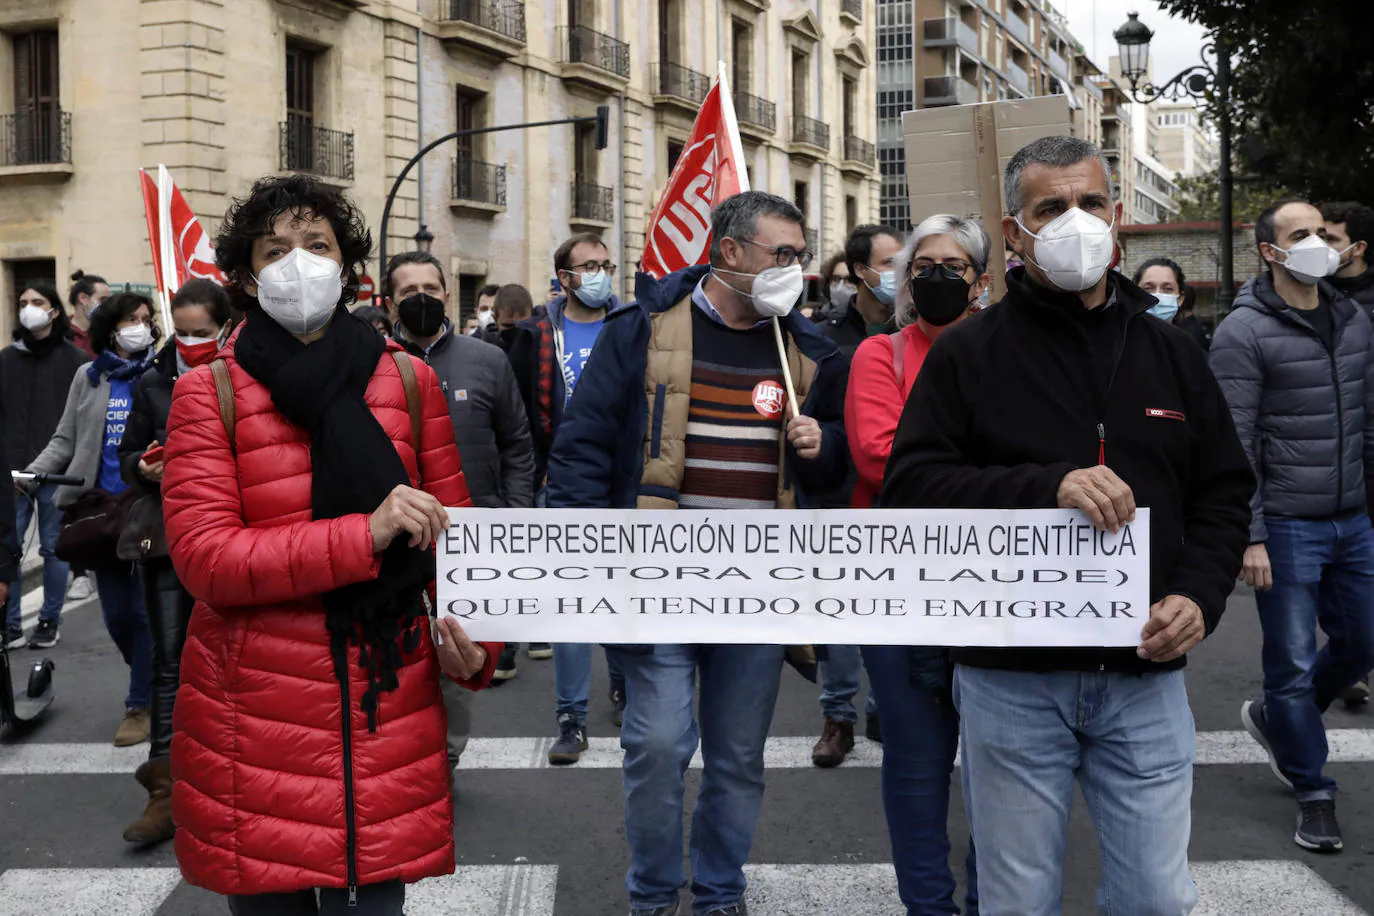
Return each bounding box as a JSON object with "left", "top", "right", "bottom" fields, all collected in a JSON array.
[
  {"left": 5, "top": 483, "right": 69, "bottom": 627},
  {"left": 228, "top": 882, "right": 404, "bottom": 915},
  {"left": 1255, "top": 513, "right": 1374, "bottom": 800},
  {"left": 141, "top": 556, "right": 193, "bottom": 759},
  {"left": 94, "top": 562, "right": 152, "bottom": 710},
  {"left": 863, "top": 646, "right": 977, "bottom": 916}
]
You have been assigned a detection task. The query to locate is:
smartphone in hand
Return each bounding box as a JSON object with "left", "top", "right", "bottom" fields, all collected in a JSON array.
[{"left": 143, "top": 444, "right": 166, "bottom": 464}]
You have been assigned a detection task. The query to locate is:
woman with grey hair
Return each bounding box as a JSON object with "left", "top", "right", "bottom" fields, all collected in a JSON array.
[{"left": 847, "top": 213, "right": 988, "bottom": 915}]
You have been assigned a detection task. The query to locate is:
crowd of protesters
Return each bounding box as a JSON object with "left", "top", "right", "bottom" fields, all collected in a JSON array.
[{"left": 2, "top": 138, "right": 1372, "bottom": 916}]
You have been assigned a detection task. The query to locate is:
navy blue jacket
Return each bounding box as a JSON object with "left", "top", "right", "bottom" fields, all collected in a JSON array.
[{"left": 546, "top": 265, "right": 849, "bottom": 509}]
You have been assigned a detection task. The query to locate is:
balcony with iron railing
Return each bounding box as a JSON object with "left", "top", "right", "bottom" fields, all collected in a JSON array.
[
  {"left": 842, "top": 136, "right": 876, "bottom": 175},
  {"left": 840, "top": 0, "right": 863, "bottom": 24},
  {"left": 439, "top": 0, "right": 527, "bottom": 58},
  {"left": 922, "top": 18, "right": 979, "bottom": 56},
  {"left": 734, "top": 89, "right": 777, "bottom": 139},
  {"left": 652, "top": 61, "right": 710, "bottom": 113},
  {"left": 450, "top": 155, "right": 507, "bottom": 215},
  {"left": 279, "top": 119, "right": 354, "bottom": 183},
  {"left": 571, "top": 179, "right": 614, "bottom": 227},
  {"left": 923, "top": 75, "right": 978, "bottom": 107},
  {"left": 558, "top": 25, "right": 630, "bottom": 92},
  {"left": 0, "top": 109, "right": 72, "bottom": 180},
  {"left": 790, "top": 114, "right": 830, "bottom": 159}
]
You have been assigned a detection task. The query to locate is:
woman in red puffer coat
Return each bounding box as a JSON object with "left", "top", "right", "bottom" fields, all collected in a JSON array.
[{"left": 162, "top": 175, "right": 500, "bottom": 916}]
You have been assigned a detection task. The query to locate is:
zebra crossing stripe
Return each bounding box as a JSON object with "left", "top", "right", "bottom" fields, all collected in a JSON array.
[
  {"left": 407, "top": 865, "right": 558, "bottom": 916},
  {"left": 0, "top": 868, "right": 182, "bottom": 916},
  {"left": 1190, "top": 861, "right": 1366, "bottom": 915},
  {"left": 6, "top": 730, "right": 1374, "bottom": 775}
]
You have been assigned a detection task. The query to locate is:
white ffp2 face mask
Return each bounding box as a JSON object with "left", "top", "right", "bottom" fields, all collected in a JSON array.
[
  {"left": 253, "top": 247, "right": 344, "bottom": 335},
  {"left": 1272, "top": 235, "right": 1341, "bottom": 286},
  {"left": 116, "top": 324, "right": 154, "bottom": 354},
  {"left": 19, "top": 305, "right": 53, "bottom": 332},
  {"left": 1016, "top": 207, "right": 1117, "bottom": 292},
  {"left": 717, "top": 264, "right": 806, "bottom": 318}
]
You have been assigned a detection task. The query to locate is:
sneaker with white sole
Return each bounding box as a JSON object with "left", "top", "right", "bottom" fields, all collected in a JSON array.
[
  {"left": 29, "top": 618, "right": 59, "bottom": 649},
  {"left": 5, "top": 623, "right": 26, "bottom": 650},
  {"left": 1241, "top": 698, "right": 1293, "bottom": 789},
  {"left": 66, "top": 574, "right": 94, "bottom": 602},
  {"left": 1295, "top": 798, "right": 1343, "bottom": 853},
  {"left": 527, "top": 643, "right": 553, "bottom": 660}
]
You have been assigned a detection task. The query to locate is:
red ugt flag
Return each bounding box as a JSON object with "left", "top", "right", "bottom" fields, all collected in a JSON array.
[
  {"left": 139, "top": 166, "right": 229, "bottom": 293},
  {"left": 641, "top": 65, "right": 750, "bottom": 279}
]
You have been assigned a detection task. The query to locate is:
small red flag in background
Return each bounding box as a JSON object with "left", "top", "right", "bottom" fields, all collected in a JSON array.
[{"left": 641, "top": 65, "right": 750, "bottom": 279}]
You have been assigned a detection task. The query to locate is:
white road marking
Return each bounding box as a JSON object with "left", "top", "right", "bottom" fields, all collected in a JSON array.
[
  {"left": 5, "top": 730, "right": 1374, "bottom": 775},
  {"left": 1192, "top": 860, "right": 1368, "bottom": 915},
  {"left": 745, "top": 864, "right": 903, "bottom": 914},
  {"left": 408, "top": 865, "right": 558, "bottom": 915},
  {"left": 0, "top": 868, "right": 182, "bottom": 916}
]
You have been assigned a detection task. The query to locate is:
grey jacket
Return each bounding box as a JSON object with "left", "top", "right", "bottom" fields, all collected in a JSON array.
[
  {"left": 396, "top": 322, "right": 535, "bottom": 508},
  {"left": 27, "top": 363, "right": 110, "bottom": 509},
  {"left": 1210, "top": 274, "right": 1374, "bottom": 541}
]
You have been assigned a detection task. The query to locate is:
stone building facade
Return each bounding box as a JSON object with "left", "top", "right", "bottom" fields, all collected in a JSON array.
[{"left": 0, "top": 0, "right": 879, "bottom": 339}]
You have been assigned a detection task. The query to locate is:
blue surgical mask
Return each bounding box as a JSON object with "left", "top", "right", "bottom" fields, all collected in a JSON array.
[
  {"left": 574, "top": 271, "right": 613, "bottom": 309},
  {"left": 865, "top": 270, "right": 898, "bottom": 307},
  {"left": 1148, "top": 293, "right": 1179, "bottom": 323}
]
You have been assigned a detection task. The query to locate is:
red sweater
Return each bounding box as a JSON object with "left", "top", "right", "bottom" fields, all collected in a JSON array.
[{"left": 845, "top": 324, "right": 935, "bottom": 508}]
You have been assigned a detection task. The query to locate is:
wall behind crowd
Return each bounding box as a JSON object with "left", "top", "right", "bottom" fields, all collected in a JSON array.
[{"left": 1118, "top": 221, "right": 1262, "bottom": 327}]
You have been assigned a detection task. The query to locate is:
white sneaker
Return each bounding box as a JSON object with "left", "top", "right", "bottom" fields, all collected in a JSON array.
[{"left": 66, "top": 574, "right": 94, "bottom": 602}]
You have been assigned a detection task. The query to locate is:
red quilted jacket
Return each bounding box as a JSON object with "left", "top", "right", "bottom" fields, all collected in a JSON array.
[{"left": 162, "top": 334, "right": 500, "bottom": 897}]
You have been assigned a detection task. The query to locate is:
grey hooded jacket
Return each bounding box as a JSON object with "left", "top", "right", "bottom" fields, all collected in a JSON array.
[
  {"left": 1210, "top": 273, "right": 1374, "bottom": 542},
  {"left": 395, "top": 321, "right": 535, "bottom": 509}
]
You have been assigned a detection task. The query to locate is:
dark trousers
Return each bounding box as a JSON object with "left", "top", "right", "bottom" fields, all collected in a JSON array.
[
  {"left": 94, "top": 562, "right": 152, "bottom": 710},
  {"left": 227, "top": 881, "right": 404, "bottom": 915},
  {"left": 141, "top": 556, "right": 194, "bottom": 760},
  {"left": 863, "top": 645, "right": 978, "bottom": 916}
]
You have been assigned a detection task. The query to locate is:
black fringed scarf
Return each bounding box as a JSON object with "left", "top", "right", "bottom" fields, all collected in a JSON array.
[{"left": 236, "top": 306, "right": 431, "bottom": 732}]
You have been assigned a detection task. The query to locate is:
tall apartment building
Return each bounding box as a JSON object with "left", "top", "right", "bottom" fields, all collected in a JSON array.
[
  {"left": 1152, "top": 101, "right": 1218, "bottom": 179},
  {"left": 876, "top": 0, "right": 1079, "bottom": 233},
  {"left": 0, "top": 0, "right": 879, "bottom": 341}
]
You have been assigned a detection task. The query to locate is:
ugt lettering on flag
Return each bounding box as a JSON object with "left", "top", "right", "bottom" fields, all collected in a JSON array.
[{"left": 641, "top": 63, "right": 750, "bottom": 279}]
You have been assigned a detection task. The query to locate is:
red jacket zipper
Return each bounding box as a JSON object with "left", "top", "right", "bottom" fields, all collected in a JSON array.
[{"left": 1097, "top": 422, "right": 1106, "bottom": 466}]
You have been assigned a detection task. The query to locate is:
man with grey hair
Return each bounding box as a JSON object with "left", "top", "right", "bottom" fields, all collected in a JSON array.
[
  {"left": 884, "top": 135, "right": 1255, "bottom": 914},
  {"left": 546, "top": 189, "right": 848, "bottom": 916}
]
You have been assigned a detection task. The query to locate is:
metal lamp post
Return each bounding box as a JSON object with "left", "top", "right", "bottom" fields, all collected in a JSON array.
[
  {"left": 378, "top": 107, "right": 611, "bottom": 283},
  {"left": 1113, "top": 11, "right": 1235, "bottom": 311}
]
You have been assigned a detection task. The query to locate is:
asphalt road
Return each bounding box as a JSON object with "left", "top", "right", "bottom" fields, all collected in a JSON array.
[{"left": 1, "top": 586, "right": 1372, "bottom": 915}]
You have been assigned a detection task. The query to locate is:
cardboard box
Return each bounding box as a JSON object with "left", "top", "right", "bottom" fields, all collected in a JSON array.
[{"left": 903, "top": 95, "right": 1078, "bottom": 299}]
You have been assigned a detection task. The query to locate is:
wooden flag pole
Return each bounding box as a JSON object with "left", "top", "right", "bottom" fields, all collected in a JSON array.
[{"left": 772, "top": 316, "right": 800, "bottom": 421}]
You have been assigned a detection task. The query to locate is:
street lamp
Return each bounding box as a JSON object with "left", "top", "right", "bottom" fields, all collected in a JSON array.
[
  {"left": 413, "top": 225, "right": 435, "bottom": 253},
  {"left": 1113, "top": 12, "right": 1235, "bottom": 311}
]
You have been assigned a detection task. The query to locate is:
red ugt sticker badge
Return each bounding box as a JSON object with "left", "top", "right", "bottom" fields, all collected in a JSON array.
[{"left": 752, "top": 380, "right": 787, "bottom": 420}]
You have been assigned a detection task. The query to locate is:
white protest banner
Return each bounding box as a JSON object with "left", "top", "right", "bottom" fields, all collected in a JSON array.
[{"left": 437, "top": 508, "right": 1150, "bottom": 648}]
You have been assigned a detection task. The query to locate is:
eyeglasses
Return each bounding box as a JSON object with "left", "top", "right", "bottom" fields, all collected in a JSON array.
[
  {"left": 569, "top": 260, "right": 617, "bottom": 277},
  {"left": 737, "top": 238, "right": 815, "bottom": 270},
  {"left": 911, "top": 259, "right": 972, "bottom": 280}
]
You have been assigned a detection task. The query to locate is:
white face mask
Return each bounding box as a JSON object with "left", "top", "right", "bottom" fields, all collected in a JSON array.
[
  {"left": 1272, "top": 235, "right": 1341, "bottom": 286},
  {"left": 718, "top": 264, "right": 806, "bottom": 318},
  {"left": 252, "top": 247, "right": 344, "bottom": 335},
  {"left": 1016, "top": 207, "right": 1117, "bottom": 292},
  {"left": 477, "top": 309, "right": 495, "bottom": 330},
  {"left": 116, "top": 324, "right": 154, "bottom": 354},
  {"left": 19, "top": 305, "right": 53, "bottom": 332}
]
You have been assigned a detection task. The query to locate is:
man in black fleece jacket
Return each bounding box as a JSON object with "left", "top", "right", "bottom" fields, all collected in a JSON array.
[{"left": 883, "top": 136, "right": 1253, "bottom": 916}]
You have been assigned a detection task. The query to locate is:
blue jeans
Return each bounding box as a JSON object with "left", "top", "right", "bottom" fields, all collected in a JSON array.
[
  {"left": 820, "top": 645, "right": 878, "bottom": 723},
  {"left": 1254, "top": 513, "right": 1374, "bottom": 800},
  {"left": 954, "top": 667, "right": 1196, "bottom": 916},
  {"left": 94, "top": 563, "right": 152, "bottom": 710},
  {"left": 863, "top": 646, "right": 976, "bottom": 915},
  {"left": 5, "top": 484, "right": 69, "bottom": 627},
  {"left": 610, "top": 644, "right": 784, "bottom": 914},
  {"left": 554, "top": 643, "right": 626, "bottom": 724}
]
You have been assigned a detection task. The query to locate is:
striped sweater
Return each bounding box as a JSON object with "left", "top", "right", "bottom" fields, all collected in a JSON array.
[{"left": 679, "top": 306, "right": 785, "bottom": 509}]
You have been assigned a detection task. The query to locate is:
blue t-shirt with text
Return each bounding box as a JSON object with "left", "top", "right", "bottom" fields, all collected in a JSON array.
[
  {"left": 98, "top": 377, "right": 134, "bottom": 494},
  {"left": 560, "top": 317, "right": 604, "bottom": 404}
]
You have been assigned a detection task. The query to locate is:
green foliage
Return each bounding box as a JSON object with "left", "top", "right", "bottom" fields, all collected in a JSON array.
[
  {"left": 1169, "top": 170, "right": 1293, "bottom": 224},
  {"left": 1154, "top": 0, "right": 1374, "bottom": 204}
]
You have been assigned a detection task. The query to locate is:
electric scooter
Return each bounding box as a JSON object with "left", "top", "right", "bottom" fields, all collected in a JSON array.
[{"left": 0, "top": 471, "right": 83, "bottom": 735}]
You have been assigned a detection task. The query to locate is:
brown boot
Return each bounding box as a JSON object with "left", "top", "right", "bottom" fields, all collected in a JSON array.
[
  {"left": 811, "top": 718, "right": 855, "bottom": 768},
  {"left": 124, "top": 758, "right": 175, "bottom": 844},
  {"left": 113, "top": 708, "right": 150, "bottom": 747}
]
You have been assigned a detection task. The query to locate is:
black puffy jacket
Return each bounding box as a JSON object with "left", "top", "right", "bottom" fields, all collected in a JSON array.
[
  {"left": 119, "top": 341, "right": 179, "bottom": 494},
  {"left": 0, "top": 331, "right": 90, "bottom": 472},
  {"left": 1210, "top": 274, "right": 1374, "bottom": 542}
]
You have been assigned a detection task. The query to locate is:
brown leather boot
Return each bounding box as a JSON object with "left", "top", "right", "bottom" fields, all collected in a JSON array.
[
  {"left": 811, "top": 718, "right": 855, "bottom": 768},
  {"left": 123, "top": 758, "right": 175, "bottom": 844}
]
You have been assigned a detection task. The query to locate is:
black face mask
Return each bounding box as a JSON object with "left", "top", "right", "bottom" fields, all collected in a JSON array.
[
  {"left": 397, "top": 292, "right": 446, "bottom": 338},
  {"left": 909, "top": 272, "right": 973, "bottom": 327}
]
